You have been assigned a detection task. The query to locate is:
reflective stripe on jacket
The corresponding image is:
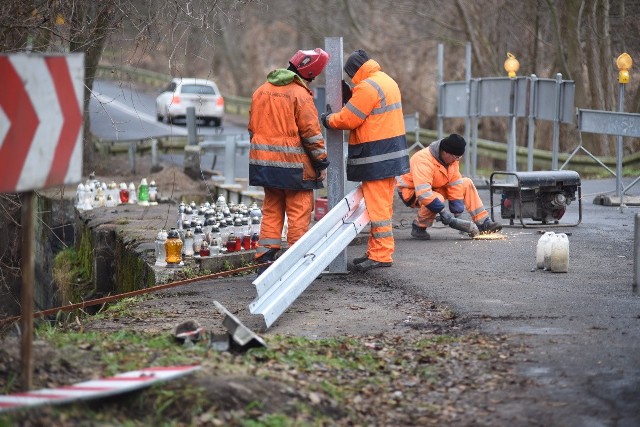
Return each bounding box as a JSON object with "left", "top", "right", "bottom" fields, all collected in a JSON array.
[
  {"left": 395, "top": 140, "right": 464, "bottom": 212},
  {"left": 249, "top": 69, "right": 329, "bottom": 190},
  {"left": 326, "top": 59, "right": 409, "bottom": 182}
]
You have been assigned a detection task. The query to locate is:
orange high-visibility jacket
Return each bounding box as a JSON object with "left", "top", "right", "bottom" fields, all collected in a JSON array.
[
  {"left": 326, "top": 59, "right": 409, "bottom": 182},
  {"left": 249, "top": 69, "right": 329, "bottom": 190},
  {"left": 396, "top": 140, "right": 464, "bottom": 213}
]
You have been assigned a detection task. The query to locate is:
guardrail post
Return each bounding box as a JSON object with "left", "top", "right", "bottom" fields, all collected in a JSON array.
[
  {"left": 325, "top": 36, "right": 347, "bottom": 273},
  {"left": 128, "top": 143, "right": 136, "bottom": 174},
  {"left": 635, "top": 213, "right": 640, "bottom": 293},
  {"left": 225, "top": 136, "right": 237, "bottom": 186},
  {"left": 151, "top": 138, "right": 161, "bottom": 172},
  {"left": 186, "top": 107, "right": 197, "bottom": 146}
]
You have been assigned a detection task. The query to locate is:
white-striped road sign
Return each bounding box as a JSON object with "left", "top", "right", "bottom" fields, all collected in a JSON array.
[
  {"left": 0, "top": 53, "right": 84, "bottom": 193},
  {"left": 0, "top": 365, "right": 200, "bottom": 412}
]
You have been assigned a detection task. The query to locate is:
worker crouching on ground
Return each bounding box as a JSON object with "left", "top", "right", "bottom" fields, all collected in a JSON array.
[
  {"left": 395, "top": 134, "right": 503, "bottom": 239},
  {"left": 322, "top": 49, "right": 410, "bottom": 272},
  {"left": 248, "top": 48, "right": 330, "bottom": 275}
]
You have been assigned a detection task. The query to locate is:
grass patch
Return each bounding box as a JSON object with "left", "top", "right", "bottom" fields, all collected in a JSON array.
[
  {"left": 1, "top": 323, "right": 517, "bottom": 426},
  {"left": 52, "top": 247, "right": 92, "bottom": 305}
]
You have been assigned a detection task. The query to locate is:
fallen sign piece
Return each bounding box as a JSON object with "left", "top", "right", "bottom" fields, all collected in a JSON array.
[
  {"left": 213, "top": 300, "right": 266, "bottom": 351},
  {"left": 0, "top": 365, "right": 200, "bottom": 413}
]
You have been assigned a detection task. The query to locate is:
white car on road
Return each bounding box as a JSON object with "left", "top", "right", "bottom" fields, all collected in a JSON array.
[{"left": 155, "top": 78, "right": 224, "bottom": 127}]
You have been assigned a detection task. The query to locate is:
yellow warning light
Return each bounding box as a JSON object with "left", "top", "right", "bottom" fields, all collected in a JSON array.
[
  {"left": 504, "top": 53, "right": 520, "bottom": 79},
  {"left": 616, "top": 53, "right": 632, "bottom": 84}
]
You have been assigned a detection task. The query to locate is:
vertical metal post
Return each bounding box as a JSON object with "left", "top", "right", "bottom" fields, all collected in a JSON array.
[
  {"left": 463, "top": 42, "right": 471, "bottom": 177},
  {"left": 527, "top": 75, "right": 537, "bottom": 171},
  {"left": 20, "top": 191, "right": 35, "bottom": 390},
  {"left": 151, "top": 138, "right": 159, "bottom": 171},
  {"left": 616, "top": 83, "right": 625, "bottom": 199},
  {"left": 325, "top": 37, "right": 347, "bottom": 273},
  {"left": 128, "top": 143, "right": 136, "bottom": 174},
  {"left": 506, "top": 79, "right": 517, "bottom": 172},
  {"left": 634, "top": 213, "right": 640, "bottom": 293},
  {"left": 225, "top": 136, "right": 237, "bottom": 186},
  {"left": 414, "top": 111, "right": 420, "bottom": 148},
  {"left": 471, "top": 79, "right": 479, "bottom": 178},
  {"left": 437, "top": 44, "right": 444, "bottom": 140},
  {"left": 551, "top": 73, "right": 562, "bottom": 170},
  {"left": 186, "top": 106, "right": 197, "bottom": 146}
]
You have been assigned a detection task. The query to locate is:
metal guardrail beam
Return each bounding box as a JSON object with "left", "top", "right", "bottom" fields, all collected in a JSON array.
[{"left": 249, "top": 186, "right": 369, "bottom": 328}]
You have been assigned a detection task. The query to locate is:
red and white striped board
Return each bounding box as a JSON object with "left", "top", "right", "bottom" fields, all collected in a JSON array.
[
  {"left": 0, "top": 53, "right": 84, "bottom": 193},
  {"left": 0, "top": 365, "right": 200, "bottom": 413}
]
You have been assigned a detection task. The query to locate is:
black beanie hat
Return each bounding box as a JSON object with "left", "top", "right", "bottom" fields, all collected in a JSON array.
[
  {"left": 440, "top": 134, "right": 466, "bottom": 156},
  {"left": 344, "top": 49, "right": 370, "bottom": 78}
]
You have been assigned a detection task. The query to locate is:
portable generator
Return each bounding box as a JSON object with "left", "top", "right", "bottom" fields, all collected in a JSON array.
[{"left": 489, "top": 171, "right": 582, "bottom": 227}]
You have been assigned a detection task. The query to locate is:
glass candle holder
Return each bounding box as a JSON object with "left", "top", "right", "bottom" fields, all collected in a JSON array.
[
  {"left": 119, "top": 182, "right": 129, "bottom": 204},
  {"left": 155, "top": 228, "right": 168, "bottom": 267},
  {"left": 226, "top": 232, "right": 237, "bottom": 253},
  {"left": 165, "top": 228, "right": 183, "bottom": 266},
  {"left": 138, "top": 178, "right": 149, "bottom": 206},
  {"left": 183, "top": 228, "right": 195, "bottom": 257}
]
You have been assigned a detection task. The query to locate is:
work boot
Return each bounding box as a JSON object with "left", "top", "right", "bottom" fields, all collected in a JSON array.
[
  {"left": 353, "top": 254, "right": 369, "bottom": 265},
  {"left": 477, "top": 218, "right": 503, "bottom": 234},
  {"left": 354, "top": 258, "right": 393, "bottom": 272},
  {"left": 411, "top": 220, "right": 430, "bottom": 240},
  {"left": 255, "top": 248, "right": 279, "bottom": 276}
]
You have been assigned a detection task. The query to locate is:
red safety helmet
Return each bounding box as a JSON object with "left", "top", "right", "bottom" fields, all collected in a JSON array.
[{"left": 289, "top": 48, "right": 330, "bottom": 80}]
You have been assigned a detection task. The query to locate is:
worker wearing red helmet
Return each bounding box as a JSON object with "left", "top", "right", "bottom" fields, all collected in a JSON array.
[
  {"left": 321, "top": 50, "right": 410, "bottom": 272},
  {"left": 395, "top": 133, "right": 503, "bottom": 239},
  {"left": 249, "top": 48, "right": 330, "bottom": 274}
]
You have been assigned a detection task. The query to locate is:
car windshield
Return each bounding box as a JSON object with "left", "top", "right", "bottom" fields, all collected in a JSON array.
[{"left": 181, "top": 84, "right": 217, "bottom": 95}]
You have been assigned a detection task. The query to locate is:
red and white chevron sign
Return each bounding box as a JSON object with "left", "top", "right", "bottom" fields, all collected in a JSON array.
[
  {"left": 0, "top": 365, "right": 201, "bottom": 412},
  {"left": 0, "top": 53, "right": 84, "bottom": 193}
]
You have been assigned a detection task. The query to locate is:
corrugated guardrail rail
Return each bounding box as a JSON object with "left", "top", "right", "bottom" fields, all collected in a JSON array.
[{"left": 249, "top": 186, "right": 370, "bottom": 328}]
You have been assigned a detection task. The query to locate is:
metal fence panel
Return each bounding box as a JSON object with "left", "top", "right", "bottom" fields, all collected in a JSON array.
[
  {"left": 535, "top": 79, "right": 576, "bottom": 123},
  {"left": 441, "top": 81, "right": 468, "bottom": 118},
  {"left": 476, "top": 77, "right": 528, "bottom": 117},
  {"left": 578, "top": 109, "right": 640, "bottom": 138}
]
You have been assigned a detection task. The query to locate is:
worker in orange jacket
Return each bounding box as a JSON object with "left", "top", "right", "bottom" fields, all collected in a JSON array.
[
  {"left": 249, "top": 48, "right": 330, "bottom": 274},
  {"left": 395, "top": 134, "right": 502, "bottom": 239},
  {"left": 322, "top": 50, "right": 410, "bottom": 272}
]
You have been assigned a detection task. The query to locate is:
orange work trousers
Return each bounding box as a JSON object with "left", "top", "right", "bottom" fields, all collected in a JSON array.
[
  {"left": 415, "top": 177, "right": 489, "bottom": 228},
  {"left": 255, "top": 187, "right": 313, "bottom": 260},
  {"left": 361, "top": 177, "right": 396, "bottom": 263}
]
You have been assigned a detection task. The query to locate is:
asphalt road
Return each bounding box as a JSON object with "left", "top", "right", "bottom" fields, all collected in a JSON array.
[
  {"left": 375, "top": 177, "right": 640, "bottom": 426},
  {"left": 89, "top": 79, "right": 249, "bottom": 178}
]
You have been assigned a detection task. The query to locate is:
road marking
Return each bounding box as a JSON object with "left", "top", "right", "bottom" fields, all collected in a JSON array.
[{"left": 92, "top": 92, "right": 186, "bottom": 135}]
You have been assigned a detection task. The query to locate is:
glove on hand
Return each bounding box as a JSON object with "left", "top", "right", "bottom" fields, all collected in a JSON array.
[
  {"left": 449, "top": 200, "right": 464, "bottom": 215},
  {"left": 439, "top": 210, "right": 454, "bottom": 225},
  {"left": 321, "top": 104, "right": 332, "bottom": 129},
  {"left": 342, "top": 80, "right": 352, "bottom": 104}
]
